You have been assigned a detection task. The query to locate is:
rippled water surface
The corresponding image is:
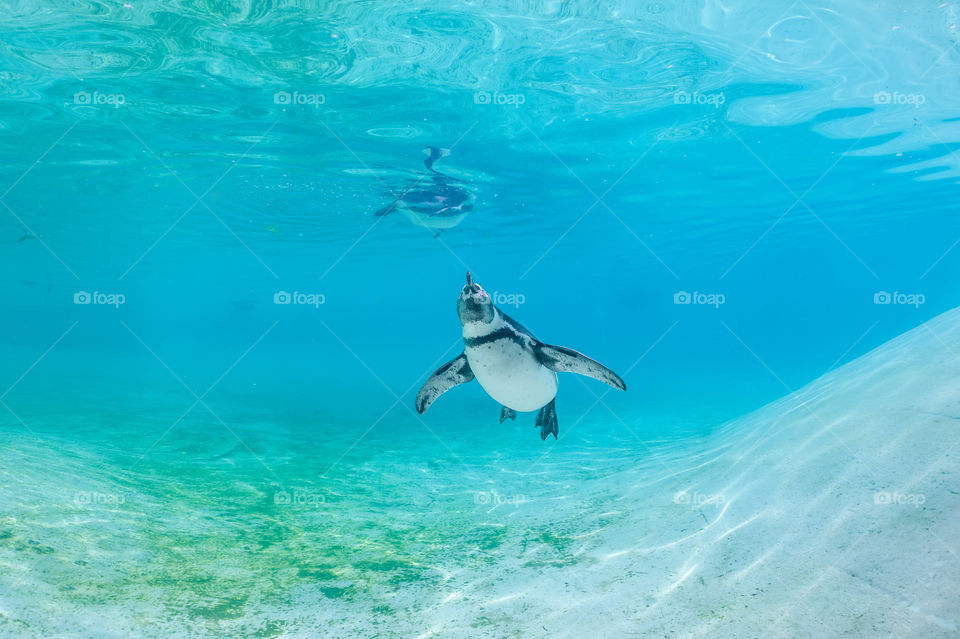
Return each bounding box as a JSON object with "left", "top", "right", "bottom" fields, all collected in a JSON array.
[{"left": 2, "top": 1, "right": 960, "bottom": 637}]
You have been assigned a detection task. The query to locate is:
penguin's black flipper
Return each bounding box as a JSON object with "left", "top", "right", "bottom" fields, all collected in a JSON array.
[
  {"left": 416, "top": 353, "right": 474, "bottom": 414},
  {"left": 373, "top": 200, "right": 399, "bottom": 217},
  {"left": 499, "top": 406, "right": 517, "bottom": 423},
  {"left": 533, "top": 343, "right": 626, "bottom": 391},
  {"left": 535, "top": 399, "right": 557, "bottom": 440}
]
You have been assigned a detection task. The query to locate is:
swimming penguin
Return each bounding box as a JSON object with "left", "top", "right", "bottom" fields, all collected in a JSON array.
[
  {"left": 415, "top": 273, "right": 626, "bottom": 440},
  {"left": 373, "top": 147, "right": 475, "bottom": 231}
]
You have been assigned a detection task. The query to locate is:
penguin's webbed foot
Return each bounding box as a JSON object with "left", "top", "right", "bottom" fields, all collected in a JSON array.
[{"left": 535, "top": 399, "right": 558, "bottom": 441}]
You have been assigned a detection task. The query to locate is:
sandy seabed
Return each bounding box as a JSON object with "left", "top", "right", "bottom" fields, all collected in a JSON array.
[{"left": 1, "top": 310, "right": 959, "bottom": 638}]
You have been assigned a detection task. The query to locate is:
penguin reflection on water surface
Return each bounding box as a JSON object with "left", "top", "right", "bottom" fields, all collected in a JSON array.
[
  {"left": 416, "top": 273, "right": 626, "bottom": 441},
  {"left": 373, "top": 147, "right": 475, "bottom": 232}
]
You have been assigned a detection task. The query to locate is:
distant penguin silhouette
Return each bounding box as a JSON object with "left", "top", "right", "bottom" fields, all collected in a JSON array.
[{"left": 373, "top": 146, "right": 475, "bottom": 232}]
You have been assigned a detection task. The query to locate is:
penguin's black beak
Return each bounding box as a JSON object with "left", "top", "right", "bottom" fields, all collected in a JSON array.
[{"left": 463, "top": 271, "right": 480, "bottom": 295}]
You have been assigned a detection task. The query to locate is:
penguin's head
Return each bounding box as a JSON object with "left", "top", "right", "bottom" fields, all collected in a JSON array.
[{"left": 457, "top": 271, "right": 495, "bottom": 324}]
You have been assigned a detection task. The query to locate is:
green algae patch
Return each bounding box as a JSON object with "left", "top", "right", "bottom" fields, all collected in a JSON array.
[
  {"left": 519, "top": 528, "right": 594, "bottom": 568},
  {"left": 371, "top": 604, "right": 395, "bottom": 616},
  {"left": 0, "top": 530, "right": 55, "bottom": 555},
  {"left": 188, "top": 594, "right": 250, "bottom": 620},
  {"left": 1, "top": 427, "right": 593, "bottom": 633},
  {"left": 535, "top": 529, "right": 574, "bottom": 551},
  {"left": 25, "top": 540, "right": 55, "bottom": 554},
  {"left": 523, "top": 557, "right": 579, "bottom": 568},
  {"left": 465, "top": 524, "right": 509, "bottom": 551},
  {"left": 351, "top": 558, "right": 411, "bottom": 573},
  {"left": 296, "top": 565, "right": 341, "bottom": 581},
  {"left": 318, "top": 585, "right": 354, "bottom": 599},
  {"left": 249, "top": 620, "right": 287, "bottom": 638}
]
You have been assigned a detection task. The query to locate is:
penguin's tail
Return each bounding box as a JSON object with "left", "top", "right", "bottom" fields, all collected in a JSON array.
[{"left": 422, "top": 146, "right": 450, "bottom": 171}]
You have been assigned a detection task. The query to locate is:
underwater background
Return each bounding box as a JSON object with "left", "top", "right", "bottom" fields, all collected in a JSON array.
[{"left": 1, "top": 1, "right": 959, "bottom": 637}]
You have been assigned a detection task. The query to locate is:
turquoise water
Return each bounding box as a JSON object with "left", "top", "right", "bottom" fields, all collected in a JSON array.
[{"left": 2, "top": 2, "right": 960, "bottom": 637}]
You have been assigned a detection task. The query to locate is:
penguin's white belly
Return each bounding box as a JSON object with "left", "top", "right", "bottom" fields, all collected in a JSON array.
[
  {"left": 466, "top": 340, "right": 558, "bottom": 412},
  {"left": 398, "top": 205, "right": 467, "bottom": 229}
]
